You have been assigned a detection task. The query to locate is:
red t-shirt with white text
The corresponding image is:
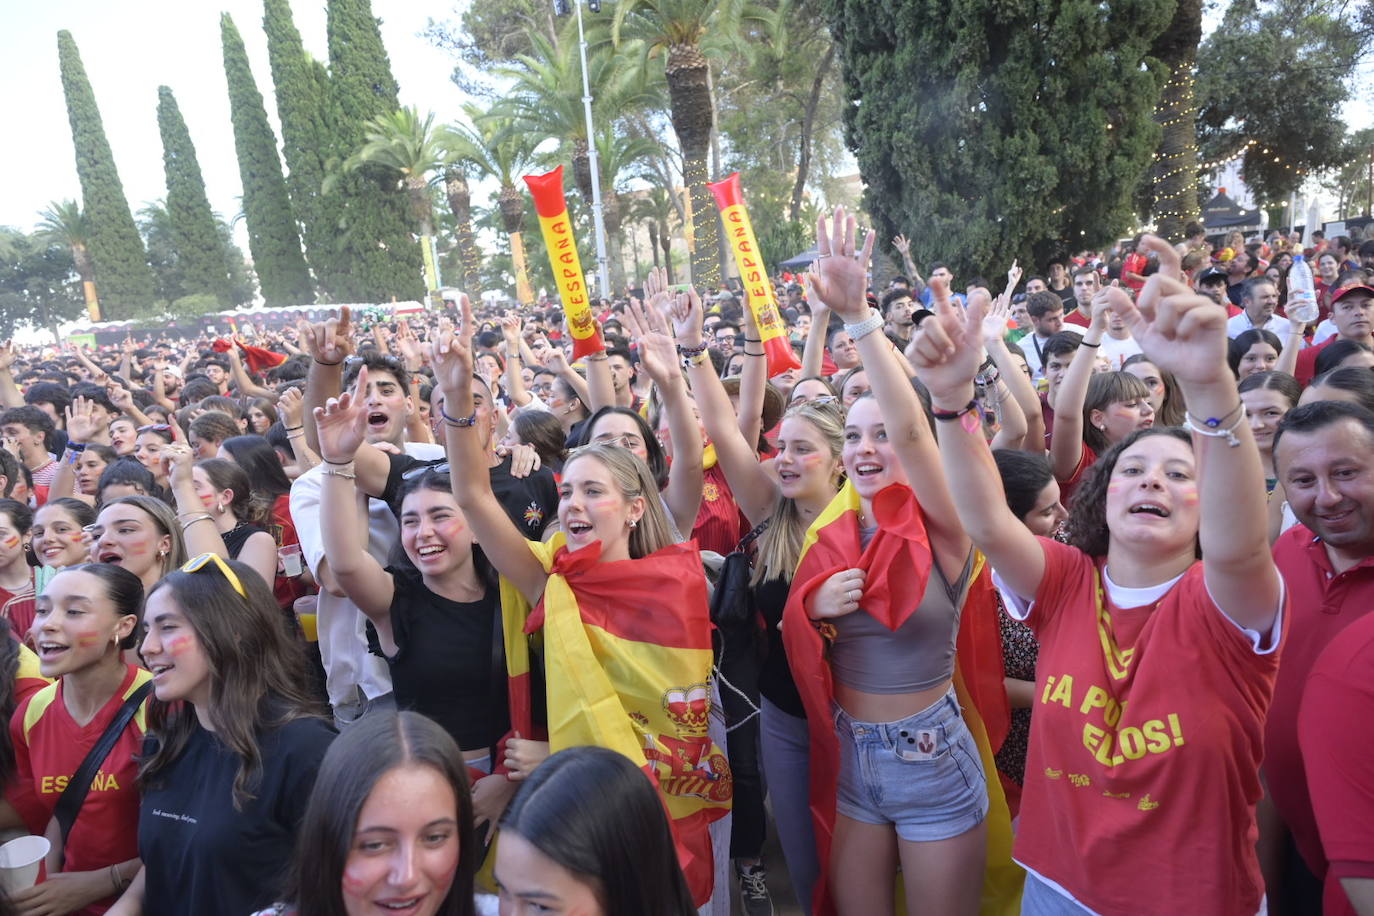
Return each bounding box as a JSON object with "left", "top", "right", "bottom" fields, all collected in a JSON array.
[
  {"left": 1011, "top": 539, "right": 1283, "bottom": 915},
  {"left": 6, "top": 665, "right": 149, "bottom": 914}
]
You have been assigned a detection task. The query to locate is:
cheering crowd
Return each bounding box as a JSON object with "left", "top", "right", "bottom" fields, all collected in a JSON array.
[{"left": 0, "top": 210, "right": 1368, "bottom": 916}]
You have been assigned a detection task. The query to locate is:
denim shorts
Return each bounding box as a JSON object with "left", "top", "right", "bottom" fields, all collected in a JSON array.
[{"left": 833, "top": 686, "right": 989, "bottom": 842}]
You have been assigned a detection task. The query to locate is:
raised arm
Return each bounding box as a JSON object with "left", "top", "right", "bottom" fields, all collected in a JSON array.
[
  {"left": 676, "top": 285, "right": 783, "bottom": 527},
  {"left": 735, "top": 305, "right": 768, "bottom": 448},
  {"left": 1122, "top": 236, "right": 1282, "bottom": 633},
  {"left": 0, "top": 342, "right": 24, "bottom": 409},
  {"left": 434, "top": 301, "right": 548, "bottom": 603},
  {"left": 892, "top": 234, "right": 925, "bottom": 298},
  {"left": 982, "top": 295, "right": 1042, "bottom": 450},
  {"left": 1049, "top": 293, "right": 1108, "bottom": 481},
  {"left": 500, "top": 315, "right": 535, "bottom": 409},
  {"left": 312, "top": 370, "right": 398, "bottom": 634},
  {"left": 538, "top": 347, "right": 590, "bottom": 409},
  {"left": 226, "top": 345, "right": 274, "bottom": 400},
  {"left": 799, "top": 280, "right": 831, "bottom": 382},
  {"left": 277, "top": 387, "right": 320, "bottom": 474},
  {"left": 623, "top": 292, "right": 703, "bottom": 537},
  {"left": 911, "top": 289, "right": 1047, "bottom": 598},
  {"left": 1276, "top": 321, "right": 1302, "bottom": 378},
  {"left": 582, "top": 326, "right": 616, "bottom": 411},
  {"left": 811, "top": 209, "right": 970, "bottom": 563},
  {"left": 298, "top": 308, "right": 354, "bottom": 456}
]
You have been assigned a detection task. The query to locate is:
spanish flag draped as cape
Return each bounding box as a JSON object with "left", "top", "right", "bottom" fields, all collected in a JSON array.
[
  {"left": 498, "top": 534, "right": 732, "bottom": 906},
  {"left": 781, "top": 482, "right": 1023, "bottom": 915}
]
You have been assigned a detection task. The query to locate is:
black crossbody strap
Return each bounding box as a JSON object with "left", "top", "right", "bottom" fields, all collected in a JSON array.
[{"left": 52, "top": 681, "right": 152, "bottom": 854}]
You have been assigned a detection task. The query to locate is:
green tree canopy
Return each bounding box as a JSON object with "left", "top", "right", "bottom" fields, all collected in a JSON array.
[
  {"left": 56, "top": 30, "right": 156, "bottom": 317},
  {"left": 221, "top": 12, "right": 313, "bottom": 305},
  {"left": 823, "top": 0, "right": 1172, "bottom": 278},
  {"left": 0, "top": 228, "right": 85, "bottom": 339},
  {"left": 1196, "top": 0, "right": 1372, "bottom": 204},
  {"left": 156, "top": 86, "right": 235, "bottom": 306}
]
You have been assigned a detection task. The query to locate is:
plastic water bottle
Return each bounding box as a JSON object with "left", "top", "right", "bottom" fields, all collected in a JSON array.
[{"left": 1287, "top": 254, "right": 1319, "bottom": 324}]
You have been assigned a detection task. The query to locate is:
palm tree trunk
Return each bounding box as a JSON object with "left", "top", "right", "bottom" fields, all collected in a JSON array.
[
  {"left": 444, "top": 169, "right": 482, "bottom": 294},
  {"left": 666, "top": 42, "right": 718, "bottom": 289},
  {"left": 73, "top": 244, "right": 100, "bottom": 320},
  {"left": 1149, "top": 0, "right": 1203, "bottom": 242},
  {"left": 659, "top": 219, "right": 674, "bottom": 284},
  {"left": 603, "top": 191, "right": 627, "bottom": 294},
  {"left": 648, "top": 221, "right": 661, "bottom": 268},
  {"left": 571, "top": 138, "right": 594, "bottom": 206},
  {"left": 510, "top": 231, "right": 533, "bottom": 304},
  {"left": 790, "top": 43, "right": 836, "bottom": 223}
]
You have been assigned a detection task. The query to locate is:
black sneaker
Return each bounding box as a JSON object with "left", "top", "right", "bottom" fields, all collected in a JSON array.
[{"left": 734, "top": 859, "right": 775, "bottom": 916}]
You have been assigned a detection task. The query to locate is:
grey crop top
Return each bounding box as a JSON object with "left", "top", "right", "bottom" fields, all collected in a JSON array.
[{"left": 829, "top": 532, "right": 975, "bottom": 695}]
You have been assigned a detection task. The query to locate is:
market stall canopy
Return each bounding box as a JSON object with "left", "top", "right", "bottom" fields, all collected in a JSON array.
[{"left": 1202, "top": 188, "right": 1262, "bottom": 230}]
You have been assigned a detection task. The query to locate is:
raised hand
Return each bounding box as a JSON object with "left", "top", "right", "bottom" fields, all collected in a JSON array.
[
  {"left": 1006, "top": 259, "right": 1023, "bottom": 289},
  {"left": 668, "top": 285, "right": 706, "bottom": 347},
  {"left": 499, "top": 313, "right": 523, "bottom": 350},
  {"left": 430, "top": 296, "right": 475, "bottom": 394},
  {"left": 297, "top": 306, "right": 354, "bottom": 366},
  {"left": 981, "top": 294, "right": 1013, "bottom": 346},
  {"left": 623, "top": 296, "right": 679, "bottom": 388},
  {"left": 106, "top": 383, "right": 135, "bottom": 413},
  {"left": 538, "top": 345, "right": 570, "bottom": 375},
  {"left": 907, "top": 282, "right": 989, "bottom": 402},
  {"left": 0, "top": 340, "right": 16, "bottom": 373},
  {"left": 892, "top": 234, "right": 911, "bottom": 256},
  {"left": 1116, "top": 235, "right": 1230, "bottom": 386},
  {"left": 161, "top": 442, "right": 196, "bottom": 490},
  {"left": 643, "top": 265, "right": 672, "bottom": 315},
  {"left": 809, "top": 206, "right": 876, "bottom": 321},
  {"left": 311, "top": 366, "right": 370, "bottom": 463},
  {"left": 65, "top": 396, "right": 103, "bottom": 443},
  {"left": 277, "top": 386, "right": 306, "bottom": 429}
]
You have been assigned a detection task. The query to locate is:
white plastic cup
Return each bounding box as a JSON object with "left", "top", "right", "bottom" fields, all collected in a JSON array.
[{"left": 0, "top": 835, "right": 49, "bottom": 892}]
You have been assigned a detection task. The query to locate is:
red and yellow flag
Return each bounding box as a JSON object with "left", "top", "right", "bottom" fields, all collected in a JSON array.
[
  {"left": 781, "top": 482, "right": 1022, "bottom": 915},
  {"left": 707, "top": 172, "right": 801, "bottom": 378},
  {"left": 500, "top": 534, "right": 731, "bottom": 906},
  {"left": 524, "top": 167, "right": 604, "bottom": 360}
]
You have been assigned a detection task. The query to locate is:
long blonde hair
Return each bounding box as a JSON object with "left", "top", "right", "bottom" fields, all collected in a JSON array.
[
  {"left": 751, "top": 401, "right": 844, "bottom": 586},
  {"left": 563, "top": 444, "right": 676, "bottom": 558}
]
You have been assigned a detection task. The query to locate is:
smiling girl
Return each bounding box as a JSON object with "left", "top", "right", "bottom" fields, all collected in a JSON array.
[
  {"left": 314, "top": 387, "right": 514, "bottom": 838},
  {"left": 88, "top": 498, "right": 185, "bottom": 595},
  {"left": 257, "top": 711, "right": 481, "bottom": 916},
  {"left": 107, "top": 555, "right": 334, "bottom": 916},
  {"left": 915, "top": 235, "right": 1284, "bottom": 915},
  {"left": 0, "top": 564, "right": 147, "bottom": 916},
  {"left": 31, "top": 498, "right": 97, "bottom": 595}
]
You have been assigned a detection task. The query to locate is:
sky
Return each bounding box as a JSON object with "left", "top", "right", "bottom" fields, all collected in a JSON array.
[
  {"left": 0, "top": 0, "right": 472, "bottom": 243},
  {"left": 2, "top": 1, "right": 1369, "bottom": 246}
]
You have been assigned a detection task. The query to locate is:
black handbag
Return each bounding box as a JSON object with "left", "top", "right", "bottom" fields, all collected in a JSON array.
[{"left": 709, "top": 521, "right": 768, "bottom": 629}]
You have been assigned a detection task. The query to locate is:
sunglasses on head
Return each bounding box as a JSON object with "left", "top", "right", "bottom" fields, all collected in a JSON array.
[
  {"left": 138, "top": 424, "right": 172, "bottom": 434},
  {"left": 400, "top": 462, "right": 450, "bottom": 481},
  {"left": 181, "top": 552, "right": 246, "bottom": 599}
]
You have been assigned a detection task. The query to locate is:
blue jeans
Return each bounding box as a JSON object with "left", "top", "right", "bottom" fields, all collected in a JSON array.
[
  {"left": 833, "top": 687, "right": 988, "bottom": 842},
  {"left": 760, "top": 698, "right": 819, "bottom": 915}
]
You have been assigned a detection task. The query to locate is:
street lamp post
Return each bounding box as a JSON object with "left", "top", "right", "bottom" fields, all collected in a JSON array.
[{"left": 554, "top": 0, "right": 612, "bottom": 300}]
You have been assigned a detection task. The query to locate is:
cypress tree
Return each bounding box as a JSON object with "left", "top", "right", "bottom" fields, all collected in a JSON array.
[
  {"left": 56, "top": 30, "right": 156, "bottom": 318},
  {"left": 221, "top": 13, "right": 313, "bottom": 305},
  {"left": 823, "top": 0, "right": 1172, "bottom": 278},
  {"left": 156, "top": 86, "right": 235, "bottom": 307},
  {"left": 263, "top": 0, "right": 340, "bottom": 299},
  {"left": 326, "top": 0, "right": 424, "bottom": 301}
]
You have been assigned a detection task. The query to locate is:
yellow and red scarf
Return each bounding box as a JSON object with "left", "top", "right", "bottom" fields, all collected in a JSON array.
[
  {"left": 781, "top": 482, "right": 1022, "bottom": 915},
  {"left": 499, "top": 534, "right": 732, "bottom": 906}
]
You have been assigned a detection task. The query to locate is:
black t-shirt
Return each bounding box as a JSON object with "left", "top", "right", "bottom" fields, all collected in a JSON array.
[
  {"left": 137, "top": 715, "right": 335, "bottom": 916},
  {"left": 754, "top": 575, "right": 805, "bottom": 718},
  {"left": 222, "top": 523, "right": 269, "bottom": 560},
  {"left": 381, "top": 453, "right": 558, "bottom": 540},
  {"left": 366, "top": 570, "right": 508, "bottom": 750}
]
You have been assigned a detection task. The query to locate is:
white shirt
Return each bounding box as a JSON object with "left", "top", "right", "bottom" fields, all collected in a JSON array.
[
  {"left": 290, "top": 441, "right": 445, "bottom": 709},
  {"left": 1098, "top": 332, "right": 1143, "bottom": 369},
  {"left": 1312, "top": 318, "right": 1338, "bottom": 345},
  {"left": 1018, "top": 325, "right": 1083, "bottom": 379},
  {"left": 1226, "top": 310, "right": 1300, "bottom": 342}
]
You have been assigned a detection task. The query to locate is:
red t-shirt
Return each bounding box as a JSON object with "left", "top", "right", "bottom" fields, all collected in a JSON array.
[
  {"left": 690, "top": 463, "right": 745, "bottom": 557},
  {"left": 1295, "top": 337, "right": 1337, "bottom": 387},
  {"left": 1268, "top": 526, "right": 1374, "bottom": 883},
  {"left": 0, "top": 583, "right": 34, "bottom": 642},
  {"left": 269, "top": 493, "right": 310, "bottom": 611},
  {"left": 1300, "top": 611, "right": 1374, "bottom": 916},
  {"left": 1011, "top": 539, "right": 1283, "bottom": 915},
  {"left": 1064, "top": 308, "right": 1091, "bottom": 328},
  {"left": 7, "top": 665, "right": 150, "bottom": 915}
]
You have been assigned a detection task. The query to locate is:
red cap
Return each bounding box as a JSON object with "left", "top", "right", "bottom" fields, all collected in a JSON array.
[{"left": 1331, "top": 284, "right": 1374, "bottom": 306}]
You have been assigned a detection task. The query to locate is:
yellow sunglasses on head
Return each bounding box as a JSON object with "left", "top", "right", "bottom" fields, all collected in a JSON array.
[{"left": 180, "top": 553, "right": 246, "bottom": 599}]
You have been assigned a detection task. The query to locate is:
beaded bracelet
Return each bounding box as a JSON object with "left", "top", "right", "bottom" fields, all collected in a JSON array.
[
  {"left": 677, "top": 341, "right": 709, "bottom": 358},
  {"left": 930, "top": 398, "right": 980, "bottom": 421}
]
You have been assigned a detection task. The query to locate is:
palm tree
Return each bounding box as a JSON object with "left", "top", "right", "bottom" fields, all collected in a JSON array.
[
  {"left": 612, "top": 0, "right": 753, "bottom": 287},
  {"left": 342, "top": 107, "right": 450, "bottom": 293},
  {"left": 593, "top": 125, "right": 659, "bottom": 292},
  {"left": 443, "top": 106, "right": 543, "bottom": 304},
  {"left": 626, "top": 184, "right": 680, "bottom": 283},
  {"left": 37, "top": 199, "right": 99, "bottom": 320}
]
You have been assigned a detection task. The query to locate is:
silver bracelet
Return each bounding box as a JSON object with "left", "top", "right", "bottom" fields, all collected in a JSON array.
[
  {"left": 1184, "top": 409, "right": 1245, "bottom": 447},
  {"left": 843, "top": 308, "right": 884, "bottom": 342}
]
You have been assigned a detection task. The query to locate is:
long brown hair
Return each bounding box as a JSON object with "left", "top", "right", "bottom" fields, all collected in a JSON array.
[
  {"left": 138, "top": 556, "right": 325, "bottom": 808},
  {"left": 751, "top": 401, "right": 844, "bottom": 586}
]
